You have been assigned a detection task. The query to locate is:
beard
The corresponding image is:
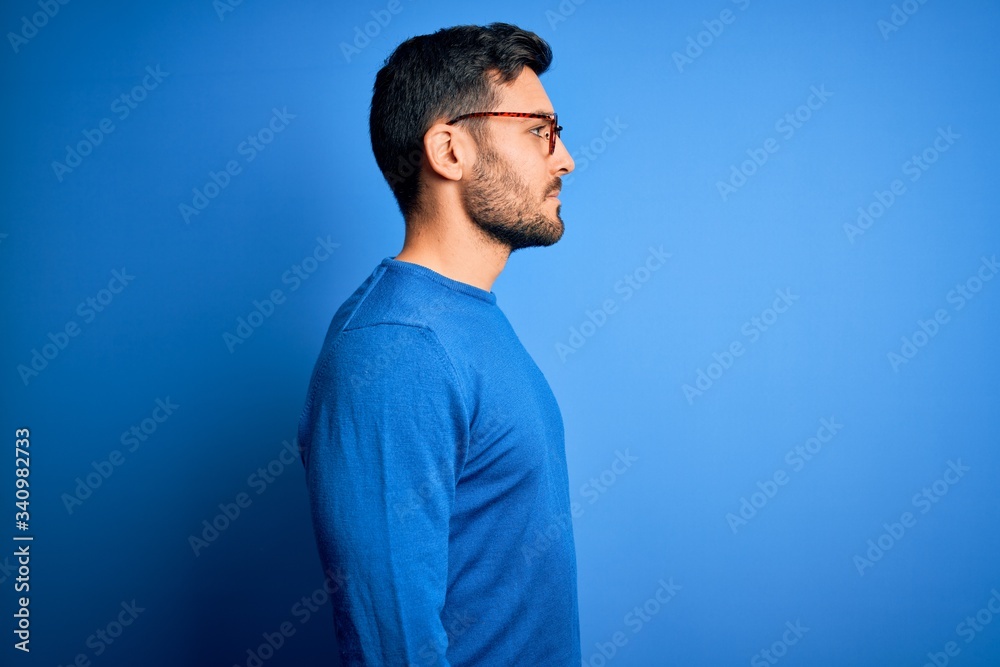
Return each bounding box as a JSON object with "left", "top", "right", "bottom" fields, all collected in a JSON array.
[{"left": 461, "top": 140, "right": 564, "bottom": 252}]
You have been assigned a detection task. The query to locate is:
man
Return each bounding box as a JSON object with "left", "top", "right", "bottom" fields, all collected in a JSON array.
[{"left": 298, "top": 22, "right": 579, "bottom": 665}]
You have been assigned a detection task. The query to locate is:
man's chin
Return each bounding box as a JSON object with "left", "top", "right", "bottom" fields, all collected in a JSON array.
[
  {"left": 521, "top": 224, "right": 563, "bottom": 251},
  {"left": 546, "top": 214, "right": 565, "bottom": 243},
  {"left": 550, "top": 220, "right": 565, "bottom": 244},
  {"left": 472, "top": 211, "right": 565, "bottom": 251}
]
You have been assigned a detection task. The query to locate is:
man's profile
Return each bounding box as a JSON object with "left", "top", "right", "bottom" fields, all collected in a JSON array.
[{"left": 297, "top": 22, "right": 579, "bottom": 665}]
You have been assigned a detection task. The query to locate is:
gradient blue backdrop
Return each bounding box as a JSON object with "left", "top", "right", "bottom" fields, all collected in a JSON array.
[{"left": 2, "top": 1, "right": 998, "bottom": 665}]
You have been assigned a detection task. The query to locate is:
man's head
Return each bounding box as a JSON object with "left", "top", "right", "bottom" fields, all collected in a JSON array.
[{"left": 369, "top": 23, "right": 574, "bottom": 251}]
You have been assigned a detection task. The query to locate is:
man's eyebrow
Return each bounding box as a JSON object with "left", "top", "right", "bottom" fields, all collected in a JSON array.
[{"left": 508, "top": 110, "right": 554, "bottom": 119}]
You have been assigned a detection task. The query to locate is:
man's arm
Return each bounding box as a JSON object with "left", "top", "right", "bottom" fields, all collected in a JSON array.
[{"left": 300, "top": 323, "right": 469, "bottom": 666}]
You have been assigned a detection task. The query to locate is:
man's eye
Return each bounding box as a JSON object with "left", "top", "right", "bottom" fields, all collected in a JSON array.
[{"left": 530, "top": 126, "right": 549, "bottom": 139}]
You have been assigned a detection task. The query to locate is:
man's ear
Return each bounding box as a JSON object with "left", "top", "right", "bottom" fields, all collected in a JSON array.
[{"left": 423, "top": 122, "right": 471, "bottom": 182}]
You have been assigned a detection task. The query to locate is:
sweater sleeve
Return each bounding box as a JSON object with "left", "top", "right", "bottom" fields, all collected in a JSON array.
[{"left": 299, "top": 323, "right": 469, "bottom": 666}]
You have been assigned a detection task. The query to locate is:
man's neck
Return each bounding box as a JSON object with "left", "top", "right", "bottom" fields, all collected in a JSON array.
[{"left": 394, "top": 216, "right": 510, "bottom": 292}]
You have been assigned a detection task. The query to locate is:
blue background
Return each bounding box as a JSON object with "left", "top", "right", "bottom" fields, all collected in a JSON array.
[{"left": 2, "top": 0, "right": 998, "bottom": 665}]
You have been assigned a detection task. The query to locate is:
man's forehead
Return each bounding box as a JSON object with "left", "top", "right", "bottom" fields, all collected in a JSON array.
[{"left": 494, "top": 68, "right": 554, "bottom": 113}]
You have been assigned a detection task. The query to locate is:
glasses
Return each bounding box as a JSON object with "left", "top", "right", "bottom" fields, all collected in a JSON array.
[{"left": 446, "top": 111, "right": 563, "bottom": 155}]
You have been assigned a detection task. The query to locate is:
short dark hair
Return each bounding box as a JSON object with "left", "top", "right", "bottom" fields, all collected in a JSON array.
[{"left": 369, "top": 23, "right": 553, "bottom": 219}]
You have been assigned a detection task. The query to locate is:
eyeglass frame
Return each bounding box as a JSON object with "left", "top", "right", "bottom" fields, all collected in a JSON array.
[{"left": 445, "top": 111, "right": 563, "bottom": 155}]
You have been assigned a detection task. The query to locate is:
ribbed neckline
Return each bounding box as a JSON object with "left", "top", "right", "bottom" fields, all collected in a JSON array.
[{"left": 381, "top": 257, "right": 497, "bottom": 305}]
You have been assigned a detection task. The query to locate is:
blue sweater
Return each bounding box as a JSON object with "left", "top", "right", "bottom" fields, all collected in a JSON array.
[{"left": 298, "top": 257, "right": 580, "bottom": 666}]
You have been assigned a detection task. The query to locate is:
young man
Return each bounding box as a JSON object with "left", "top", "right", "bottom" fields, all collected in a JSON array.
[{"left": 298, "top": 23, "right": 579, "bottom": 665}]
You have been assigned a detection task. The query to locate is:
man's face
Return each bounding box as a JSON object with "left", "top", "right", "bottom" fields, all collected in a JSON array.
[{"left": 460, "top": 68, "right": 575, "bottom": 252}]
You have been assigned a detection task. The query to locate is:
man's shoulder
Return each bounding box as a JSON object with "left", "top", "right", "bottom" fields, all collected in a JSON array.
[
  {"left": 306, "top": 315, "right": 462, "bottom": 411},
  {"left": 336, "top": 258, "right": 467, "bottom": 333},
  {"left": 310, "top": 256, "right": 499, "bottom": 393},
  {"left": 316, "top": 260, "right": 459, "bottom": 375}
]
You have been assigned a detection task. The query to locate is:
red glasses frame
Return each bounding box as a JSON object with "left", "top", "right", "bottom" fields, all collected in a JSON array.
[{"left": 446, "top": 111, "right": 562, "bottom": 155}]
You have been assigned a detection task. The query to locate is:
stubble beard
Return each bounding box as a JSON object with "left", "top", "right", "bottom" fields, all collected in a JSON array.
[{"left": 461, "top": 140, "right": 564, "bottom": 253}]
